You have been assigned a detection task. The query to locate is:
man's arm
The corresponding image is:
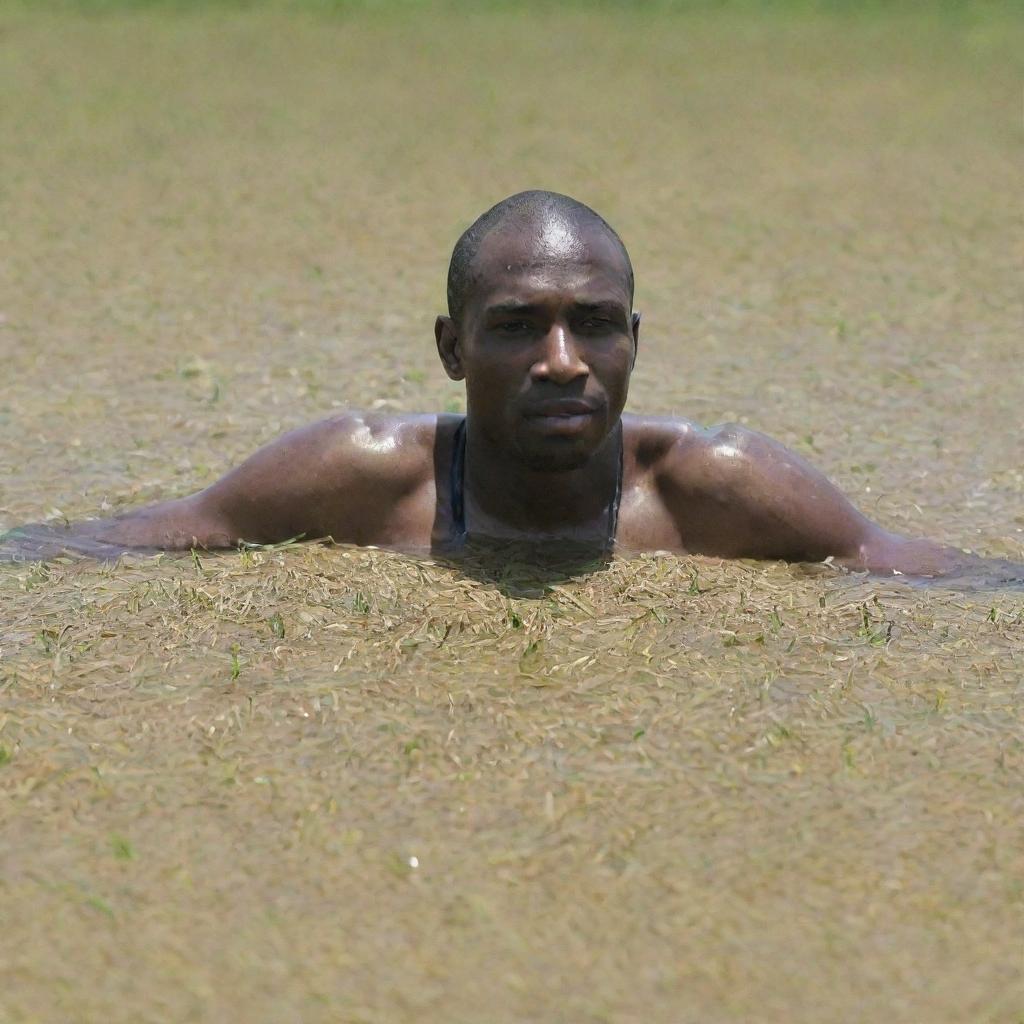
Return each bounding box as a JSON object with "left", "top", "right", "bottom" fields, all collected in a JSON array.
[
  {"left": 661, "top": 423, "right": 1020, "bottom": 579},
  {"left": 8, "top": 413, "right": 424, "bottom": 556}
]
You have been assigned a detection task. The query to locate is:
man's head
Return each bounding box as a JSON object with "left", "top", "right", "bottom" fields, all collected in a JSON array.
[{"left": 436, "top": 191, "right": 640, "bottom": 472}]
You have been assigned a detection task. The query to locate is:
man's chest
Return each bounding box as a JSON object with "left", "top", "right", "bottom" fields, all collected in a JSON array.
[{"left": 614, "top": 472, "right": 687, "bottom": 553}]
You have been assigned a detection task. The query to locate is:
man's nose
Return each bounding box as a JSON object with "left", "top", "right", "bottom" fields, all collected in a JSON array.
[{"left": 531, "top": 325, "right": 588, "bottom": 384}]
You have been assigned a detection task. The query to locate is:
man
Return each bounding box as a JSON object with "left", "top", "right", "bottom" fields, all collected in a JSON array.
[{"left": 4, "top": 191, "right": 1019, "bottom": 578}]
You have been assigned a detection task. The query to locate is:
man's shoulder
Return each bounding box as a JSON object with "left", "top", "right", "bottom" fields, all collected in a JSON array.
[
  {"left": 625, "top": 414, "right": 873, "bottom": 562},
  {"left": 624, "top": 414, "right": 778, "bottom": 493},
  {"left": 625, "top": 413, "right": 737, "bottom": 462},
  {"left": 315, "top": 410, "right": 446, "bottom": 455},
  {"left": 305, "top": 410, "right": 454, "bottom": 485}
]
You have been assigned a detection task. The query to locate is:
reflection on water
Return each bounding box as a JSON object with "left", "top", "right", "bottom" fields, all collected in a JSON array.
[
  {"left": 818, "top": 562, "right": 1024, "bottom": 594},
  {"left": 435, "top": 536, "right": 614, "bottom": 598},
  {"left": 891, "top": 564, "right": 1024, "bottom": 593},
  {"left": 4, "top": 519, "right": 1022, "bottom": 595},
  {"left": 5, "top": 518, "right": 1024, "bottom": 600},
  {"left": 0, "top": 522, "right": 162, "bottom": 564}
]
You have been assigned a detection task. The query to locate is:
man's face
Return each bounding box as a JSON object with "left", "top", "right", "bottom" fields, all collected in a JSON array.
[{"left": 436, "top": 217, "right": 639, "bottom": 471}]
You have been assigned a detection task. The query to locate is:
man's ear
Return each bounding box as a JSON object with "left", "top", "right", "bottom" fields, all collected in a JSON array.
[
  {"left": 435, "top": 315, "right": 465, "bottom": 381},
  {"left": 630, "top": 311, "right": 641, "bottom": 370}
]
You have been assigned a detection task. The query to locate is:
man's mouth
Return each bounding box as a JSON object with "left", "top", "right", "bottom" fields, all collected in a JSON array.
[
  {"left": 524, "top": 399, "right": 598, "bottom": 418},
  {"left": 523, "top": 399, "right": 600, "bottom": 433}
]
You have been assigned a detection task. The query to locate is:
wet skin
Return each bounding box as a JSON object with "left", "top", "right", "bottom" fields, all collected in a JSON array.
[{"left": 11, "top": 216, "right": 1019, "bottom": 579}]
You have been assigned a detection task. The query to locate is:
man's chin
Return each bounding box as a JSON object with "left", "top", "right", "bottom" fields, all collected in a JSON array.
[{"left": 515, "top": 440, "right": 593, "bottom": 473}]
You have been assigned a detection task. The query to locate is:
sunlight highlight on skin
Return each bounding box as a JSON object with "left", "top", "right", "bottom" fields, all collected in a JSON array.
[
  {"left": 351, "top": 422, "right": 399, "bottom": 455},
  {"left": 537, "top": 217, "right": 585, "bottom": 260},
  {"left": 713, "top": 443, "right": 742, "bottom": 459}
]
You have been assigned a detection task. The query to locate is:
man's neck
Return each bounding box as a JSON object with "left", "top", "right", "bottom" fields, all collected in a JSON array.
[{"left": 462, "top": 419, "right": 622, "bottom": 539}]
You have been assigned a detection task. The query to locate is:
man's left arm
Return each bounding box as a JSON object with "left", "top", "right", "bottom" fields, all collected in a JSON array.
[{"left": 666, "top": 424, "right": 1022, "bottom": 580}]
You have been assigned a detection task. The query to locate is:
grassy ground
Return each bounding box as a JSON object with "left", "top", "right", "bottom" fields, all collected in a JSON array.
[{"left": 1, "top": 5, "right": 1023, "bottom": 1022}]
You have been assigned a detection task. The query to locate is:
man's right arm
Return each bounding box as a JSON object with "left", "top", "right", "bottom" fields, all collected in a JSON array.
[{"left": 30, "top": 413, "right": 416, "bottom": 554}]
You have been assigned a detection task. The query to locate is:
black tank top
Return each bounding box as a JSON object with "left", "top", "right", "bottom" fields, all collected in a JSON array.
[{"left": 449, "top": 417, "right": 623, "bottom": 548}]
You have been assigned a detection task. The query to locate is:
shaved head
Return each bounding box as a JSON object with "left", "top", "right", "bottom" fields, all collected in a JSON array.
[{"left": 446, "top": 191, "right": 634, "bottom": 325}]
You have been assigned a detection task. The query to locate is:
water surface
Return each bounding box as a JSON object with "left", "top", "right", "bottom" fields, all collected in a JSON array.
[{"left": 2, "top": 7, "right": 1023, "bottom": 1023}]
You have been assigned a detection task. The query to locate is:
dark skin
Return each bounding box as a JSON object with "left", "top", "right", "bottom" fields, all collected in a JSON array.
[{"left": 11, "top": 214, "right": 1018, "bottom": 579}]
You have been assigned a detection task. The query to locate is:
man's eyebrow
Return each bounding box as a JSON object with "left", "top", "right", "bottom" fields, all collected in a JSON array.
[
  {"left": 483, "top": 302, "right": 544, "bottom": 318},
  {"left": 573, "top": 300, "right": 627, "bottom": 315}
]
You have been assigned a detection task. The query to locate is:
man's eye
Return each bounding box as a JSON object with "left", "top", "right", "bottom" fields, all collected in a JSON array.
[
  {"left": 579, "top": 318, "right": 613, "bottom": 331},
  {"left": 496, "top": 321, "right": 531, "bottom": 334}
]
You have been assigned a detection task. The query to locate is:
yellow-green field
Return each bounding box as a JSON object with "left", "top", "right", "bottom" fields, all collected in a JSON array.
[{"left": 2, "top": 5, "right": 1023, "bottom": 1022}]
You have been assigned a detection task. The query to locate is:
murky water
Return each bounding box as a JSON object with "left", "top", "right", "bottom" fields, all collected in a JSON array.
[{"left": 1, "top": 7, "right": 1023, "bottom": 1023}]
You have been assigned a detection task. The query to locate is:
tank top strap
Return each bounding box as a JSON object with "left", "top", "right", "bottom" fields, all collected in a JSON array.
[
  {"left": 450, "top": 417, "right": 467, "bottom": 540},
  {"left": 607, "top": 422, "right": 624, "bottom": 547}
]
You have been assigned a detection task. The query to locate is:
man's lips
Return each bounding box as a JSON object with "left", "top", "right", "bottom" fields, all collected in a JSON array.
[
  {"left": 522, "top": 399, "right": 602, "bottom": 436},
  {"left": 523, "top": 399, "right": 599, "bottom": 418}
]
